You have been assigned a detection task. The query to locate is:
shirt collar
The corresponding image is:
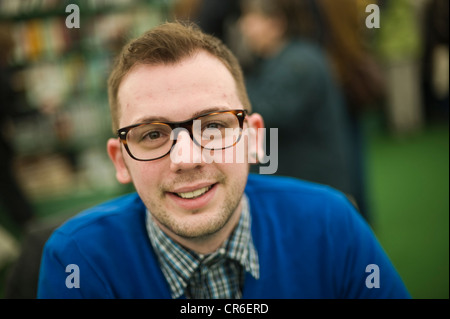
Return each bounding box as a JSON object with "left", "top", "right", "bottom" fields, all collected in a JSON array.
[{"left": 146, "top": 194, "right": 259, "bottom": 299}]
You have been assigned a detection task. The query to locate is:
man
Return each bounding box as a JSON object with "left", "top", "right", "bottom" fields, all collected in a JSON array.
[{"left": 37, "top": 22, "right": 410, "bottom": 299}]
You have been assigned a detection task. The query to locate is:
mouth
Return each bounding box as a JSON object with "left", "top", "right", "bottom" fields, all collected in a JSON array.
[
  {"left": 167, "top": 183, "right": 218, "bottom": 210},
  {"left": 173, "top": 184, "right": 214, "bottom": 199}
]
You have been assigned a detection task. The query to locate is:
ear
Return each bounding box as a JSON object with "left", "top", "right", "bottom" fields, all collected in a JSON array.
[
  {"left": 245, "top": 113, "right": 265, "bottom": 163},
  {"left": 107, "top": 138, "right": 132, "bottom": 184}
]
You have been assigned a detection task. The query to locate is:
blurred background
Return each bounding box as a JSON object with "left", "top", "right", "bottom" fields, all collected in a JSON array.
[{"left": 0, "top": 0, "right": 448, "bottom": 299}]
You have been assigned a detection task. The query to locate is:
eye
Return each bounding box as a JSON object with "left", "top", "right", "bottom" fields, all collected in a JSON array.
[
  {"left": 139, "top": 129, "right": 167, "bottom": 143},
  {"left": 205, "top": 122, "right": 222, "bottom": 129},
  {"left": 146, "top": 131, "right": 162, "bottom": 140}
]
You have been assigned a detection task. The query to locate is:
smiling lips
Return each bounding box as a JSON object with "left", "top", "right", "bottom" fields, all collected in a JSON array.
[
  {"left": 167, "top": 182, "right": 218, "bottom": 210},
  {"left": 167, "top": 183, "right": 218, "bottom": 212},
  {"left": 175, "top": 185, "right": 214, "bottom": 199}
]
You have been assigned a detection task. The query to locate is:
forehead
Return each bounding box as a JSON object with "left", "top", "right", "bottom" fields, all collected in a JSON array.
[{"left": 117, "top": 51, "right": 241, "bottom": 126}]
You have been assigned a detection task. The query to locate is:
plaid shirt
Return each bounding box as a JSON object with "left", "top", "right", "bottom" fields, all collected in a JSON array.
[{"left": 146, "top": 194, "right": 259, "bottom": 299}]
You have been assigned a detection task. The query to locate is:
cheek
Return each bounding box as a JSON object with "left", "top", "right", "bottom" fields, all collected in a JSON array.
[
  {"left": 126, "top": 160, "right": 165, "bottom": 195},
  {"left": 217, "top": 161, "right": 249, "bottom": 187},
  {"left": 223, "top": 162, "right": 250, "bottom": 204}
]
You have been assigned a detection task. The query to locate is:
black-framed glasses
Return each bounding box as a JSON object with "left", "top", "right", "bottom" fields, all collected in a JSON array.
[{"left": 117, "top": 109, "right": 248, "bottom": 161}]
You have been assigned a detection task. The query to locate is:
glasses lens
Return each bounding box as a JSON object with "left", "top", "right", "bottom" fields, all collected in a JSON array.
[
  {"left": 127, "top": 123, "right": 172, "bottom": 160},
  {"left": 197, "top": 112, "right": 242, "bottom": 150}
]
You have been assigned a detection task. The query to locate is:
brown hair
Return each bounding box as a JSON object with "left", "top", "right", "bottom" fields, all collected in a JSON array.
[{"left": 107, "top": 21, "right": 251, "bottom": 132}]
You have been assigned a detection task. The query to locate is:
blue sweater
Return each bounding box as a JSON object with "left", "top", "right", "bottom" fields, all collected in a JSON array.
[{"left": 37, "top": 174, "right": 410, "bottom": 298}]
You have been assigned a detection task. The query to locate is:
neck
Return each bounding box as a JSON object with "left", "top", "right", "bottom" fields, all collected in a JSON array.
[{"left": 154, "top": 201, "right": 243, "bottom": 255}]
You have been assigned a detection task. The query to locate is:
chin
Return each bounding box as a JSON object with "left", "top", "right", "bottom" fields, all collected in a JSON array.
[{"left": 172, "top": 210, "right": 230, "bottom": 239}]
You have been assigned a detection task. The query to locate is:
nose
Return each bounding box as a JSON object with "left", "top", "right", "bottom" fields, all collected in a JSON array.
[{"left": 169, "top": 129, "right": 204, "bottom": 172}]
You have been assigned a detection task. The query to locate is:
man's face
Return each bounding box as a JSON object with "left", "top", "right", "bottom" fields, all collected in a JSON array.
[{"left": 108, "top": 51, "right": 262, "bottom": 240}]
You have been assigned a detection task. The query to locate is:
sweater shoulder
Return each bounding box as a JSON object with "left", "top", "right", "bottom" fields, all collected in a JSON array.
[
  {"left": 245, "top": 174, "right": 358, "bottom": 224},
  {"left": 52, "top": 192, "right": 144, "bottom": 237},
  {"left": 246, "top": 174, "right": 349, "bottom": 203}
]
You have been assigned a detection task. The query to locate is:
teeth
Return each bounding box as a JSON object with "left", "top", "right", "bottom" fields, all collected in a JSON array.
[{"left": 176, "top": 186, "right": 212, "bottom": 199}]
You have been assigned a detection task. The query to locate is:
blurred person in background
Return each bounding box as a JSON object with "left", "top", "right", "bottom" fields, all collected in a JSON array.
[
  {"left": 422, "top": 0, "right": 449, "bottom": 122},
  {"left": 316, "top": 0, "right": 386, "bottom": 115},
  {"left": 173, "top": 0, "right": 240, "bottom": 41},
  {"left": 0, "top": 23, "right": 35, "bottom": 233},
  {"left": 239, "top": 0, "right": 368, "bottom": 219},
  {"left": 376, "top": 0, "right": 424, "bottom": 135},
  {"left": 312, "top": 0, "right": 387, "bottom": 220}
]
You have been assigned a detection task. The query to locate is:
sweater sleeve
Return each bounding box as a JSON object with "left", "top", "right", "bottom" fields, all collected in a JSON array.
[{"left": 37, "top": 230, "right": 113, "bottom": 299}]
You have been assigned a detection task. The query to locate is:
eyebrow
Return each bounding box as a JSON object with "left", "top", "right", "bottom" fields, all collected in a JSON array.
[{"left": 131, "top": 106, "right": 227, "bottom": 125}]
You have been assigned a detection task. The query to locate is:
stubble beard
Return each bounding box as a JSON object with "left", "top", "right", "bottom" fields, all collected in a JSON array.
[{"left": 147, "top": 171, "right": 245, "bottom": 240}]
